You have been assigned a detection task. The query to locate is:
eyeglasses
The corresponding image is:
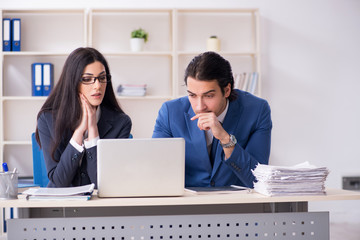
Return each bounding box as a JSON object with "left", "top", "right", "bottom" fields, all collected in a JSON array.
[{"left": 80, "top": 74, "right": 111, "bottom": 85}]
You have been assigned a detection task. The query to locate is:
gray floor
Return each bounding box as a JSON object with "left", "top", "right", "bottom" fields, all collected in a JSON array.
[{"left": 331, "top": 223, "right": 360, "bottom": 240}]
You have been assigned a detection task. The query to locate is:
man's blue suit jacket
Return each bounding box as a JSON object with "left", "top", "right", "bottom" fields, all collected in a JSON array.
[{"left": 152, "top": 89, "right": 272, "bottom": 188}]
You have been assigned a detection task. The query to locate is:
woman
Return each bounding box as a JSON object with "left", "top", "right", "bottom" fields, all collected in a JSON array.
[{"left": 35, "top": 47, "right": 132, "bottom": 188}]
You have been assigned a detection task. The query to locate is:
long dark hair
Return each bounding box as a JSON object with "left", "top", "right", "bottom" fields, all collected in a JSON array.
[
  {"left": 35, "top": 47, "right": 123, "bottom": 161},
  {"left": 184, "top": 51, "right": 237, "bottom": 101}
]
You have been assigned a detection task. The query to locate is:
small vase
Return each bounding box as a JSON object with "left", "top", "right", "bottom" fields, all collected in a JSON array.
[
  {"left": 130, "top": 38, "right": 145, "bottom": 52},
  {"left": 207, "top": 37, "right": 220, "bottom": 52}
]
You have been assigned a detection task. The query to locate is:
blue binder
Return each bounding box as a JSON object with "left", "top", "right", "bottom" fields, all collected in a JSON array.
[
  {"left": 11, "top": 18, "right": 21, "bottom": 51},
  {"left": 42, "top": 63, "right": 54, "bottom": 96},
  {"left": 2, "top": 18, "right": 11, "bottom": 51},
  {"left": 31, "top": 63, "right": 43, "bottom": 96}
]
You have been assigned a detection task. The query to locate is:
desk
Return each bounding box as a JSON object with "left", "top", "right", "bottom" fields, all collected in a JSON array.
[{"left": 1, "top": 189, "right": 360, "bottom": 240}]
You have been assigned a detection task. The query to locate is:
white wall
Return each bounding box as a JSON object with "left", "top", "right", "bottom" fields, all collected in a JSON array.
[{"left": 2, "top": 0, "right": 360, "bottom": 223}]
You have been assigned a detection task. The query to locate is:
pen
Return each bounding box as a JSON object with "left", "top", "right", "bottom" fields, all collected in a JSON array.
[
  {"left": 11, "top": 167, "right": 17, "bottom": 180},
  {"left": 2, "top": 162, "right": 8, "bottom": 172}
]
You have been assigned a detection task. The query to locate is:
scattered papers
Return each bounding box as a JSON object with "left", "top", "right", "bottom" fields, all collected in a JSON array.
[
  {"left": 23, "top": 183, "right": 95, "bottom": 201},
  {"left": 117, "top": 84, "right": 147, "bottom": 96},
  {"left": 252, "top": 162, "right": 329, "bottom": 196}
]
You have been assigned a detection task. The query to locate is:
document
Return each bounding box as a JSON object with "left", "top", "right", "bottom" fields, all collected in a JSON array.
[
  {"left": 252, "top": 162, "right": 329, "bottom": 196},
  {"left": 23, "top": 183, "right": 94, "bottom": 201}
]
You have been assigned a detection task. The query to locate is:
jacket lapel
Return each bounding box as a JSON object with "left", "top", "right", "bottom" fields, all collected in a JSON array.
[
  {"left": 97, "top": 107, "right": 113, "bottom": 138},
  {"left": 184, "top": 106, "right": 212, "bottom": 170}
]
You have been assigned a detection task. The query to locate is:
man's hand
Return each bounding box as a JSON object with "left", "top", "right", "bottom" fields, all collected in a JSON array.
[
  {"left": 191, "top": 112, "right": 234, "bottom": 159},
  {"left": 191, "top": 112, "right": 229, "bottom": 144}
]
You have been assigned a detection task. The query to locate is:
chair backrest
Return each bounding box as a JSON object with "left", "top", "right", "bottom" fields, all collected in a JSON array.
[
  {"left": 31, "top": 132, "right": 49, "bottom": 187},
  {"left": 30, "top": 132, "right": 132, "bottom": 187}
]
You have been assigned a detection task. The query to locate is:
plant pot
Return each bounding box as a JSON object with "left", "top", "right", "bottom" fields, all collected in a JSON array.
[
  {"left": 130, "top": 38, "right": 145, "bottom": 52},
  {"left": 207, "top": 38, "right": 220, "bottom": 52}
]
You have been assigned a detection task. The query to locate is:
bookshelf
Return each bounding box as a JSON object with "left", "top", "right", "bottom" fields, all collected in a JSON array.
[{"left": 0, "top": 8, "right": 260, "bottom": 177}]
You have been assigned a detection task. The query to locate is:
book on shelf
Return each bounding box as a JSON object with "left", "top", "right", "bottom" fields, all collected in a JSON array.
[
  {"left": 233, "top": 72, "right": 258, "bottom": 94},
  {"left": 247, "top": 72, "right": 258, "bottom": 94},
  {"left": 117, "top": 84, "right": 147, "bottom": 96},
  {"left": 22, "top": 183, "right": 95, "bottom": 201}
]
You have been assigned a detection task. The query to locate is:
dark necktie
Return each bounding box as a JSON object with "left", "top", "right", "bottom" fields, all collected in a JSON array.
[{"left": 210, "top": 137, "right": 218, "bottom": 167}]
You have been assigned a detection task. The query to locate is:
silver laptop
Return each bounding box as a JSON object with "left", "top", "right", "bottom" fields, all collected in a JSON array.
[{"left": 97, "top": 138, "right": 185, "bottom": 197}]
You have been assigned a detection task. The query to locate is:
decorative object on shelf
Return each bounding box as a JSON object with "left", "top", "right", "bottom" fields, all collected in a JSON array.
[
  {"left": 130, "top": 28, "right": 148, "bottom": 52},
  {"left": 206, "top": 35, "right": 220, "bottom": 52},
  {"left": 117, "top": 84, "right": 147, "bottom": 96}
]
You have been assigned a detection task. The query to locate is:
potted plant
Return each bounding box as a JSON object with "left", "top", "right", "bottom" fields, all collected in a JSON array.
[{"left": 130, "top": 28, "right": 148, "bottom": 52}]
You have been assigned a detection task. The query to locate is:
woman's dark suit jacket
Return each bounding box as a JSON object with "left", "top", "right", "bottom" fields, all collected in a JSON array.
[{"left": 37, "top": 106, "right": 132, "bottom": 188}]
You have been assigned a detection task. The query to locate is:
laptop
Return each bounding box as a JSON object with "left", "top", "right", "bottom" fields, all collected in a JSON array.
[{"left": 97, "top": 138, "right": 185, "bottom": 197}]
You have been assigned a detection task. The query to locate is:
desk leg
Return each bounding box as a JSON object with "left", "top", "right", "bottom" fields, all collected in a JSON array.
[{"left": 268, "top": 202, "right": 308, "bottom": 213}]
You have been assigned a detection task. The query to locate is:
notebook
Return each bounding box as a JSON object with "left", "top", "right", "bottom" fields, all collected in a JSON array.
[{"left": 97, "top": 138, "right": 185, "bottom": 197}]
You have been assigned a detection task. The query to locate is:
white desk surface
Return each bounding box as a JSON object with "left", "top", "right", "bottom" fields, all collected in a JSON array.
[{"left": 1, "top": 188, "right": 359, "bottom": 208}]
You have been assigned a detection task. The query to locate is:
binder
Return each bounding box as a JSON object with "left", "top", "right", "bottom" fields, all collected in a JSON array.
[
  {"left": 2, "top": 18, "right": 11, "bottom": 51},
  {"left": 11, "top": 18, "right": 21, "bottom": 51},
  {"left": 31, "top": 63, "right": 43, "bottom": 96},
  {"left": 42, "top": 63, "right": 54, "bottom": 96}
]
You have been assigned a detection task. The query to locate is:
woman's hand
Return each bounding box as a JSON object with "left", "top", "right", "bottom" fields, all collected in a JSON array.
[
  {"left": 81, "top": 94, "right": 99, "bottom": 140},
  {"left": 72, "top": 93, "right": 99, "bottom": 145}
]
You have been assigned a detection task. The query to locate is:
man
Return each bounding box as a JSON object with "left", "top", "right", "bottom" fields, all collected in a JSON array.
[{"left": 152, "top": 52, "right": 272, "bottom": 188}]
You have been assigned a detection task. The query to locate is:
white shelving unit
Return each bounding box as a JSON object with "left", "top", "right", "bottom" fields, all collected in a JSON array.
[{"left": 1, "top": 8, "right": 260, "bottom": 177}]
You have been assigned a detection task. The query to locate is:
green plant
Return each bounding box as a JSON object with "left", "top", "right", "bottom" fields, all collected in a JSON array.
[{"left": 131, "top": 28, "right": 148, "bottom": 43}]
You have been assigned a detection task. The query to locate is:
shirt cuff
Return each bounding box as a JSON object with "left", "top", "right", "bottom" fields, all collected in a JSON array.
[
  {"left": 84, "top": 136, "right": 100, "bottom": 149},
  {"left": 70, "top": 138, "right": 84, "bottom": 152}
]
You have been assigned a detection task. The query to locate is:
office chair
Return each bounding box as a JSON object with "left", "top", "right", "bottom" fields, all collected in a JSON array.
[
  {"left": 31, "top": 132, "right": 49, "bottom": 187},
  {"left": 31, "top": 132, "right": 133, "bottom": 187}
]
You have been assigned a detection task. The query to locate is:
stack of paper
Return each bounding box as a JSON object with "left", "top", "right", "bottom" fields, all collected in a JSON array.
[
  {"left": 117, "top": 84, "right": 147, "bottom": 96},
  {"left": 252, "top": 162, "right": 329, "bottom": 196},
  {"left": 23, "top": 183, "right": 95, "bottom": 201}
]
